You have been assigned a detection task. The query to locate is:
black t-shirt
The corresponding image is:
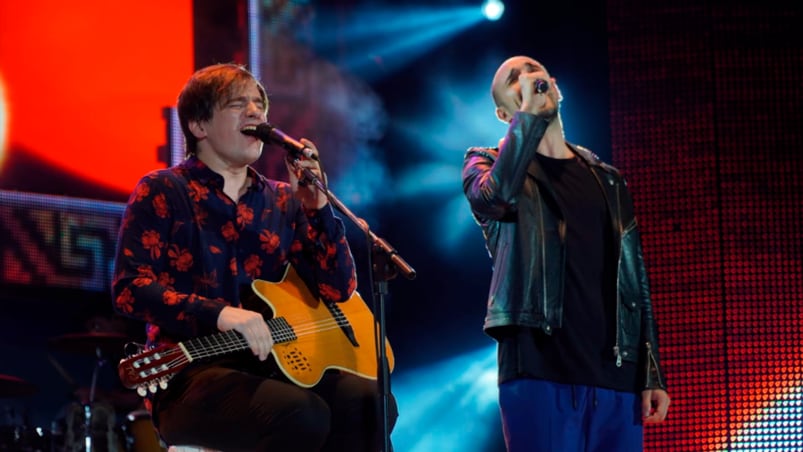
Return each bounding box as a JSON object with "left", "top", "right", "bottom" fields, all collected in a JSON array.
[{"left": 497, "top": 153, "right": 638, "bottom": 392}]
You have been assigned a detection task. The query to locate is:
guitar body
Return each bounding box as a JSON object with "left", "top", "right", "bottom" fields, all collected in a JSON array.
[
  {"left": 246, "top": 266, "right": 394, "bottom": 388},
  {"left": 118, "top": 265, "right": 394, "bottom": 395}
]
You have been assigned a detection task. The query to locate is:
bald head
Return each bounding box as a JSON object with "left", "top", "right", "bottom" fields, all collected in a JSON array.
[{"left": 490, "top": 56, "right": 547, "bottom": 107}]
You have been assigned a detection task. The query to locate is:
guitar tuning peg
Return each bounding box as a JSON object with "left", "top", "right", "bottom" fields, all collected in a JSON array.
[
  {"left": 149, "top": 383, "right": 157, "bottom": 394},
  {"left": 137, "top": 386, "right": 147, "bottom": 397},
  {"left": 124, "top": 342, "right": 145, "bottom": 357},
  {"left": 159, "top": 379, "right": 168, "bottom": 390}
]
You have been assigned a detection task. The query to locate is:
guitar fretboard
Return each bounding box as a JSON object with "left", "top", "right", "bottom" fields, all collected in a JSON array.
[{"left": 182, "top": 317, "right": 297, "bottom": 361}]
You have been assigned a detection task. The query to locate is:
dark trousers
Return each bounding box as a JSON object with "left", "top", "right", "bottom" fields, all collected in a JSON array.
[{"left": 152, "top": 359, "right": 397, "bottom": 452}]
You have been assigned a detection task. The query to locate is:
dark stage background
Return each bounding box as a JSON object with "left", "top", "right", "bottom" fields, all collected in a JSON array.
[{"left": 0, "top": 1, "right": 800, "bottom": 451}]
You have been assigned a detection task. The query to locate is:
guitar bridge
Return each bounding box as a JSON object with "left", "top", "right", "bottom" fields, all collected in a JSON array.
[{"left": 325, "top": 302, "right": 359, "bottom": 347}]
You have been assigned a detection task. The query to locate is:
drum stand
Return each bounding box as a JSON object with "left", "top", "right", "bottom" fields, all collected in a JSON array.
[
  {"left": 80, "top": 346, "right": 106, "bottom": 452},
  {"left": 48, "top": 330, "right": 129, "bottom": 452}
]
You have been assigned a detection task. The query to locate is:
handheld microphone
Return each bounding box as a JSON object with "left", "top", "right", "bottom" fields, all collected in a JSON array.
[
  {"left": 241, "top": 123, "right": 319, "bottom": 161},
  {"left": 534, "top": 79, "right": 549, "bottom": 94}
]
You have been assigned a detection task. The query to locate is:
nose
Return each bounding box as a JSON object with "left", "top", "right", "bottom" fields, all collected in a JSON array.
[{"left": 246, "top": 101, "right": 266, "bottom": 120}]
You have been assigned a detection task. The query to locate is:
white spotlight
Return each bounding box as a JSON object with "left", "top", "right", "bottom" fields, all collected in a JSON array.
[{"left": 482, "top": 0, "right": 504, "bottom": 21}]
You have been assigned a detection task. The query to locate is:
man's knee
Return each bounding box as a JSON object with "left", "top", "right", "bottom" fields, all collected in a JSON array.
[{"left": 271, "top": 392, "right": 331, "bottom": 444}]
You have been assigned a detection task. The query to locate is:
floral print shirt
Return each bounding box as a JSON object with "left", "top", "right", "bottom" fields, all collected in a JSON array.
[{"left": 111, "top": 156, "right": 356, "bottom": 346}]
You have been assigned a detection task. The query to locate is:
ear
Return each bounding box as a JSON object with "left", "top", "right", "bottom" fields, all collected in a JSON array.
[
  {"left": 188, "top": 120, "right": 207, "bottom": 139},
  {"left": 495, "top": 106, "right": 512, "bottom": 124},
  {"left": 552, "top": 77, "right": 563, "bottom": 103}
]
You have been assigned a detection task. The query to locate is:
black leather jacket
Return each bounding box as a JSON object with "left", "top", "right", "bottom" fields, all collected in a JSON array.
[{"left": 462, "top": 112, "right": 666, "bottom": 391}]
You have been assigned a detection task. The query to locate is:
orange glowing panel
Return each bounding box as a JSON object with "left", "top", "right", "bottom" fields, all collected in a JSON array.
[{"left": 0, "top": 1, "right": 193, "bottom": 196}]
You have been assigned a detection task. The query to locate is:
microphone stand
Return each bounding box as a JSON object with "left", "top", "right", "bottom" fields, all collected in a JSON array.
[{"left": 290, "top": 157, "right": 416, "bottom": 452}]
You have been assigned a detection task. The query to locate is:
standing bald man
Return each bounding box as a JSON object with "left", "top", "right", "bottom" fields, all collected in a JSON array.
[{"left": 462, "top": 56, "right": 670, "bottom": 451}]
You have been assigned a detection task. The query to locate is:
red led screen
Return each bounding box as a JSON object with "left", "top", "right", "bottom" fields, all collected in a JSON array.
[
  {"left": 608, "top": 2, "right": 802, "bottom": 450},
  {"left": 0, "top": 0, "right": 193, "bottom": 200}
]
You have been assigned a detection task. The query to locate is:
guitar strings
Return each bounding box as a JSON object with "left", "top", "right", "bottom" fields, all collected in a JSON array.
[
  {"left": 144, "top": 315, "right": 366, "bottom": 376},
  {"left": 129, "top": 278, "right": 378, "bottom": 391}
]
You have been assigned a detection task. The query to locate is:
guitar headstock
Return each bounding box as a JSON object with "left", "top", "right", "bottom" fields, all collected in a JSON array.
[{"left": 118, "top": 343, "right": 186, "bottom": 396}]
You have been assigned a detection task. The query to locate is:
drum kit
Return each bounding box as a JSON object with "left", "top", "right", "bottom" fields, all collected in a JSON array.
[{"left": 1, "top": 331, "right": 165, "bottom": 452}]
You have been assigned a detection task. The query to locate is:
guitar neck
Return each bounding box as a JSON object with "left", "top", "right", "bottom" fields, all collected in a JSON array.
[{"left": 181, "top": 317, "right": 296, "bottom": 361}]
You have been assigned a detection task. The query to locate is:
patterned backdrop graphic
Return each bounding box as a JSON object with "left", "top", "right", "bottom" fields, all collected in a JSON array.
[{"left": 608, "top": 2, "right": 802, "bottom": 450}]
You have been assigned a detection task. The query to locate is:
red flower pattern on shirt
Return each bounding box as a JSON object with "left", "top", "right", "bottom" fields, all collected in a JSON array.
[
  {"left": 260, "top": 229, "right": 281, "bottom": 254},
  {"left": 111, "top": 156, "right": 355, "bottom": 348},
  {"left": 168, "top": 245, "right": 193, "bottom": 272},
  {"left": 198, "top": 271, "right": 219, "bottom": 291},
  {"left": 243, "top": 254, "right": 262, "bottom": 279},
  {"left": 188, "top": 180, "right": 209, "bottom": 203},
  {"left": 116, "top": 288, "right": 135, "bottom": 314},
  {"left": 276, "top": 189, "right": 289, "bottom": 213},
  {"left": 157, "top": 272, "right": 175, "bottom": 288},
  {"left": 135, "top": 265, "right": 156, "bottom": 282},
  {"left": 163, "top": 290, "right": 187, "bottom": 306},
  {"left": 318, "top": 283, "right": 342, "bottom": 302},
  {"left": 194, "top": 208, "right": 209, "bottom": 228},
  {"left": 134, "top": 183, "right": 150, "bottom": 202},
  {"left": 237, "top": 204, "right": 254, "bottom": 229},
  {"left": 141, "top": 230, "right": 163, "bottom": 260},
  {"left": 153, "top": 193, "right": 169, "bottom": 219},
  {"left": 221, "top": 221, "right": 239, "bottom": 242},
  {"left": 291, "top": 239, "right": 303, "bottom": 254}
]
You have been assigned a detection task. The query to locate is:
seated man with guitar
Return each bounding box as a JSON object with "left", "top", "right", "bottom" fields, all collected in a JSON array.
[{"left": 112, "top": 63, "right": 397, "bottom": 451}]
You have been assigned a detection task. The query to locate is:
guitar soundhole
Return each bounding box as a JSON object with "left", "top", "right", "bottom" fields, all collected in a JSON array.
[{"left": 281, "top": 347, "right": 311, "bottom": 373}]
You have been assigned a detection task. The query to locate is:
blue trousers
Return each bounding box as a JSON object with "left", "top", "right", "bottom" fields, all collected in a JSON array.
[{"left": 498, "top": 379, "right": 643, "bottom": 452}]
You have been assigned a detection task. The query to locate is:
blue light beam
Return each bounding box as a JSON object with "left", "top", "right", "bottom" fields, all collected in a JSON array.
[
  {"left": 391, "top": 346, "right": 501, "bottom": 451},
  {"left": 311, "top": 6, "right": 486, "bottom": 81},
  {"left": 390, "top": 65, "right": 508, "bottom": 253}
]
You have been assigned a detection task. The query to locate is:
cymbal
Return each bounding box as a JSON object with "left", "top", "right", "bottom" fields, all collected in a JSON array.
[
  {"left": 0, "top": 374, "right": 37, "bottom": 398},
  {"left": 49, "top": 331, "right": 130, "bottom": 356}
]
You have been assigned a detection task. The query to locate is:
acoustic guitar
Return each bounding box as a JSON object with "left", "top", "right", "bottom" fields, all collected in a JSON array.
[{"left": 117, "top": 265, "right": 394, "bottom": 396}]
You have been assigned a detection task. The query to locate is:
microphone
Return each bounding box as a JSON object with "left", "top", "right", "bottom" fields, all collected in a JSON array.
[
  {"left": 241, "top": 123, "right": 319, "bottom": 161},
  {"left": 534, "top": 79, "right": 549, "bottom": 94}
]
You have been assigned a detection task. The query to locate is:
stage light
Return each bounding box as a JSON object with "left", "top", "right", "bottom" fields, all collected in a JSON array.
[{"left": 482, "top": 0, "right": 504, "bottom": 21}]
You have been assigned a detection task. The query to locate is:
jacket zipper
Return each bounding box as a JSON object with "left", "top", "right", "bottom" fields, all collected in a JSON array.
[
  {"left": 535, "top": 187, "right": 550, "bottom": 325},
  {"left": 613, "top": 178, "right": 624, "bottom": 367},
  {"left": 645, "top": 341, "right": 664, "bottom": 388}
]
